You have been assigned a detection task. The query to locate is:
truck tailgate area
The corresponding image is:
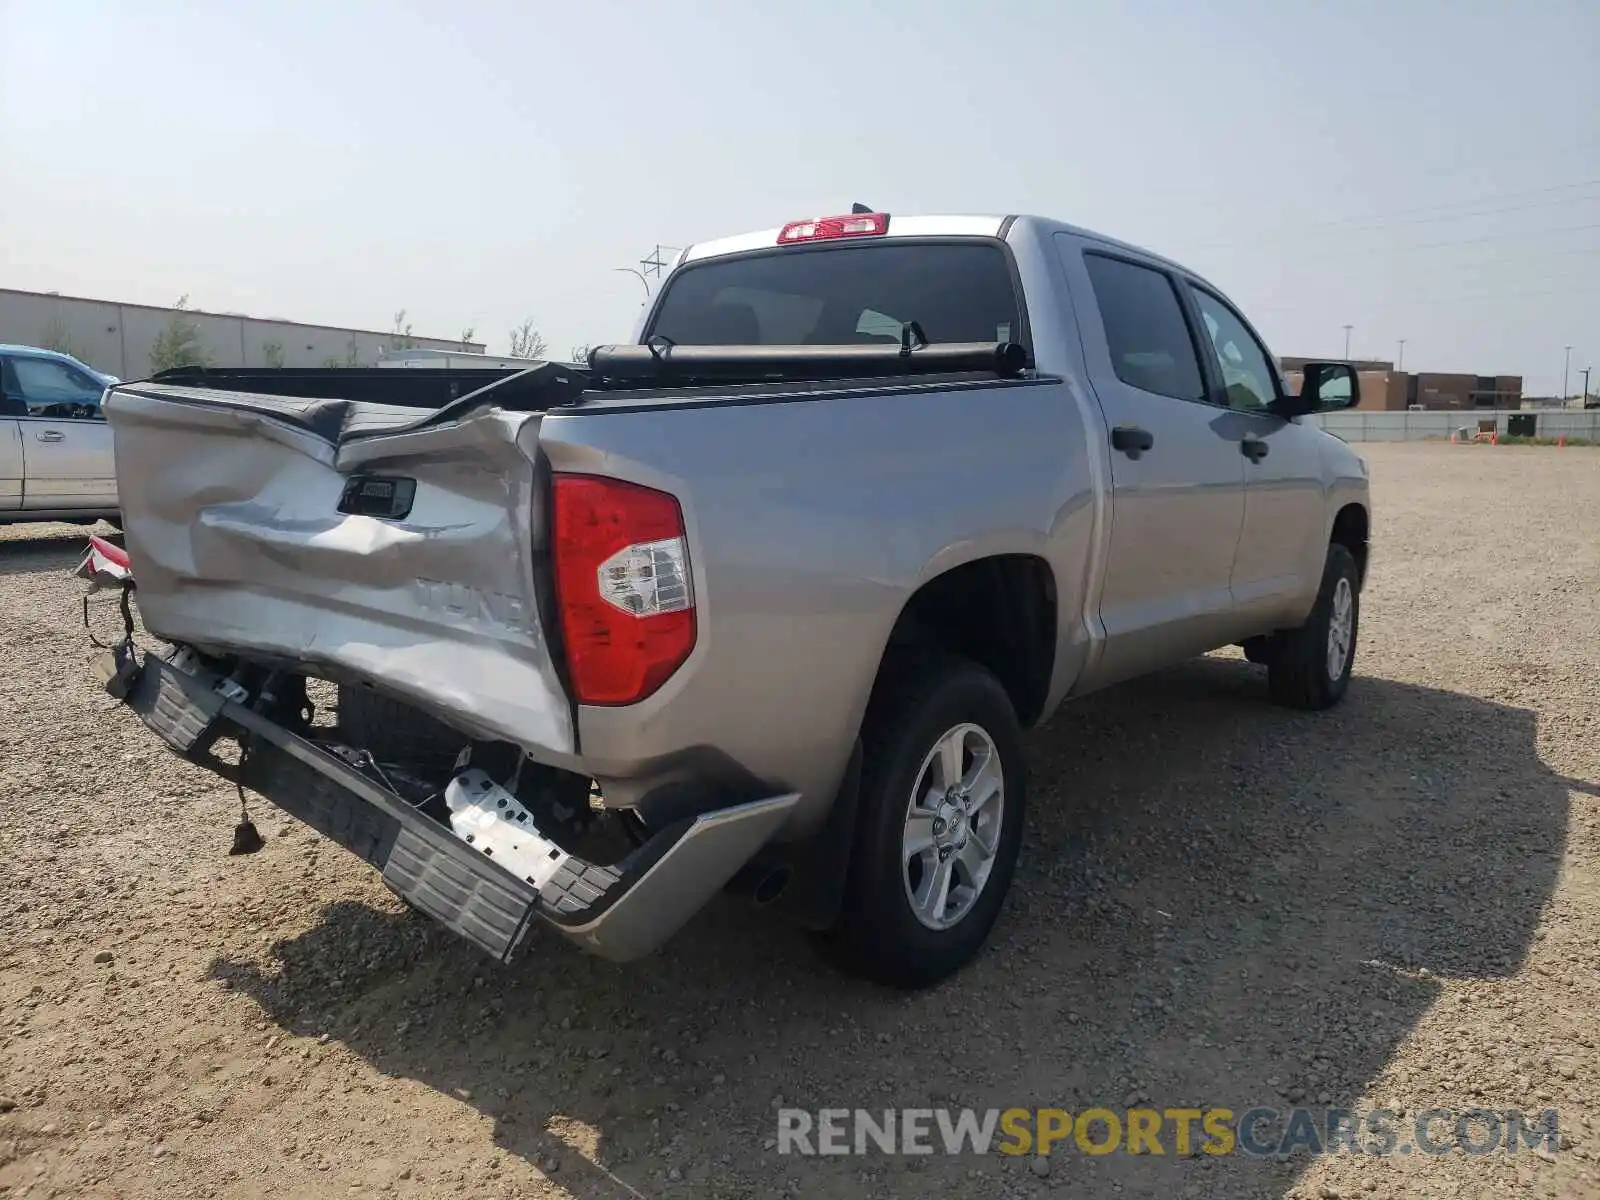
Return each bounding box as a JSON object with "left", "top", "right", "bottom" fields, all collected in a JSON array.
[{"left": 105, "top": 381, "right": 575, "bottom": 757}]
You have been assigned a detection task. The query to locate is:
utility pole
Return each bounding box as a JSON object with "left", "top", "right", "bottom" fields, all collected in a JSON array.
[
  {"left": 1396, "top": 339, "right": 1406, "bottom": 371},
  {"left": 1342, "top": 325, "right": 1353, "bottom": 359},
  {"left": 639, "top": 245, "right": 682, "bottom": 282},
  {"left": 1582, "top": 366, "right": 1592, "bottom": 407},
  {"left": 1563, "top": 345, "right": 1573, "bottom": 401}
]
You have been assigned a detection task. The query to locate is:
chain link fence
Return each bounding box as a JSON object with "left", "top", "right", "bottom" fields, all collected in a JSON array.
[{"left": 1304, "top": 409, "right": 1600, "bottom": 442}]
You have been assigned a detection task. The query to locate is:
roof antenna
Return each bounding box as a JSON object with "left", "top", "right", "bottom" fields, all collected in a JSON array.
[{"left": 850, "top": 202, "right": 873, "bottom": 214}]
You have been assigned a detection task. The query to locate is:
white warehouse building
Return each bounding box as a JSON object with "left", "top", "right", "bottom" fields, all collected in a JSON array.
[{"left": 0, "top": 287, "right": 483, "bottom": 380}]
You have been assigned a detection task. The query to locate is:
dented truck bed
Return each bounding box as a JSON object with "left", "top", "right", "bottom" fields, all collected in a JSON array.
[{"left": 106, "top": 368, "right": 582, "bottom": 758}]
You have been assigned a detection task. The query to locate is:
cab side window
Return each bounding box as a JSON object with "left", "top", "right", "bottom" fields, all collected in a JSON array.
[
  {"left": 1186, "top": 287, "right": 1279, "bottom": 413},
  {"left": 1082, "top": 252, "right": 1207, "bottom": 403},
  {"left": 8, "top": 357, "right": 105, "bottom": 420}
]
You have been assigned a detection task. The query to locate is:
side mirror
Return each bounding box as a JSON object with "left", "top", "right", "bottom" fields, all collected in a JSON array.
[{"left": 1270, "top": 361, "right": 1359, "bottom": 418}]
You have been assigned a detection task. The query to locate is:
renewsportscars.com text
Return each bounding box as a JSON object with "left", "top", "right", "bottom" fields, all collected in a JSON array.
[{"left": 776, "top": 1106, "right": 1563, "bottom": 1158}]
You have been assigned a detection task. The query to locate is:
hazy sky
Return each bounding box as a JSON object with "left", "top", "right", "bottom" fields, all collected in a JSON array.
[{"left": 3, "top": 0, "right": 1596, "bottom": 392}]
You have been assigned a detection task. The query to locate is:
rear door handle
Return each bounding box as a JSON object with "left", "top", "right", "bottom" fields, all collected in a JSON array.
[
  {"left": 36, "top": 430, "right": 65, "bottom": 443},
  {"left": 1110, "top": 425, "right": 1154, "bottom": 459},
  {"left": 1241, "top": 437, "right": 1269, "bottom": 462}
]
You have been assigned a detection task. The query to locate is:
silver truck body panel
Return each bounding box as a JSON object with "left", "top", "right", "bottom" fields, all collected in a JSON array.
[
  {"left": 561, "top": 792, "right": 802, "bottom": 961},
  {"left": 539, "top": 372, "right": 1100, "bottom": 835}
]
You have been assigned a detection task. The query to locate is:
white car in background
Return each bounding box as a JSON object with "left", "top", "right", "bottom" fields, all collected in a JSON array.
[{"left": 0, "top": 344, "right": 121, "bottom": 526}]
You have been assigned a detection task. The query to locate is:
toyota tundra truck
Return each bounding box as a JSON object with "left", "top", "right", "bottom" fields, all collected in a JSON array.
[{"left": 86, "top": 211, "right": 1370, "bottom": 989}]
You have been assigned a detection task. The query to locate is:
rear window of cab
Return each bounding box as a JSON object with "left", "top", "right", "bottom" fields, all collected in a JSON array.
[{"left": 647, "top": 242, "right": 1024, "bottom": 350}]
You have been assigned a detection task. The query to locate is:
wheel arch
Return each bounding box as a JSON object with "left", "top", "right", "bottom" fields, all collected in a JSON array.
[
  {"left": 872, "top": 553, "right": 1058, "bottom": 729},
  {"left": 1330, "top": 501, "right": 1370, "bottom": 587}
]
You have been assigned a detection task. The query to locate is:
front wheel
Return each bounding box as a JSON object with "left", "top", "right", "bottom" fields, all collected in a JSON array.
[
  {"left": 1267, "top": 542, "right": 1361, "bottom": 710},
  {"left": 814, "top": 655, "right": 1026, "bottom": 990}
]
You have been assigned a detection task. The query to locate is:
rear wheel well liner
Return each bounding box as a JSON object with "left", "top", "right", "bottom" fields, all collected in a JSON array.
[{"left": 876, "top": 554, "right": 1057, "bottom": 728}]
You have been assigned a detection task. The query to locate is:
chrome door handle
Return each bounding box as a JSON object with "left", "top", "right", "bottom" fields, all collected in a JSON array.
[{"left": 36, "top": 430, "right": 65, "bottom": 443}]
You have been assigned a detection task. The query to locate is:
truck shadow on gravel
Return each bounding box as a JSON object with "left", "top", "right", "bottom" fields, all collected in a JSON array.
[{"left": 208, "top": 656, "right": 1572, "bottom": 1199}]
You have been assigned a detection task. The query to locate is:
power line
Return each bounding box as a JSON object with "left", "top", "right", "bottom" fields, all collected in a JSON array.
[
  {"left": 1302, "top": 190, "right": 1600, "bottom": 235},
  {"left": 1186, "top": 178, "right": 1600, "bottom": 250},
  {"left": 1204, "top": 221, "right": 1600, "bottom": 265},
  {"left": 1293, "top": 179, "right": 1600, "bottom": 230},
  {"left": 1199, "top": 242, "right": 1600, "bottom": 294},
  {"left": 1491, "top": 283, "right": 1600, "bottom": 301},
  {"left": 1235, "top": 144, "right": 1600, "bottom": 213},
  {"left": 1269, "top": 282, "right": 1600, "bottom": 312}
]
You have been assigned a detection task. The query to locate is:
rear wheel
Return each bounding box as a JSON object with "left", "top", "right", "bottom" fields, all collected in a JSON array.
[{"left": 815, "top": 654, "right": 1026, "bottom": 989}]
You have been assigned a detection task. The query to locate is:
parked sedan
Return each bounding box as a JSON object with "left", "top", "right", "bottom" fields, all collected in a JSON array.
[{"left": 0, "top": 344, "right": 120, "bottom": 525}]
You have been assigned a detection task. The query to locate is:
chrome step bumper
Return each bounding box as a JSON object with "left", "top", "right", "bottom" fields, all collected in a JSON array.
[{"left": 106, "top": 649, "right": 798, "bottom": 963}]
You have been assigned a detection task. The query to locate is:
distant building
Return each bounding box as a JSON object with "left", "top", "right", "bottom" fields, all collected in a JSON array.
[
  {"left": 0, "top": 287, "right": 482, "bottom": 381},
  {"left": 1278, "top": 356, "right": 1522, "bottom": 411}
]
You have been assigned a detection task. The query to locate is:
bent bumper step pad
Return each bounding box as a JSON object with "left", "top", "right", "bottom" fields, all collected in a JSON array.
[{"left": 115, "top": 651, "right": 797, "bottom": 963}]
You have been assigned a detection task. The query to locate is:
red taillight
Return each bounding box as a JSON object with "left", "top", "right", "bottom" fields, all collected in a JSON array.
[
  {"left": 552, "top": 474, "right": 696, "bottom": 706},
  {"left": 87, "top": 534, "right": 130, "bottom": 571},
  {"left": 777, "top": 212, "right": 889, "bottom": 244}
]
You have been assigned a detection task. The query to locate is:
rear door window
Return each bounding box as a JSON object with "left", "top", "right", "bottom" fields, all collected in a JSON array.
[
  {"left": 1082, "top": 253, "right": 1206, "bottom": 402},
  {"left": 648, "top": 242, "right": 1024, "bottom": 350}
]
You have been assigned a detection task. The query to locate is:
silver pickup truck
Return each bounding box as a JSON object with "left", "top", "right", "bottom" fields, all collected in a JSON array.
[
  {"left": 1, "top": 345, "right": 120, "bottom": 526},
  {"left": 88, "top": 211, "right": 1369, "bottom": 989}
]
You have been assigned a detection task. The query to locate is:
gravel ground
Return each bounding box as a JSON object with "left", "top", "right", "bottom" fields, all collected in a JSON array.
[{"left": 2, "top": 441, "right": 1598, "bottom": 1200}]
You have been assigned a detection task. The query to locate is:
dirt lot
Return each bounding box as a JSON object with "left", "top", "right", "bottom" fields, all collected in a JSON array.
[{"left": 2, "top": 441, "right": 1598, "bottom": 1200}]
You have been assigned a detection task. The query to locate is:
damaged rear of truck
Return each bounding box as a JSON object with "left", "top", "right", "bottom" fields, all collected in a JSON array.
[
  {"left": 91, "top": 218, "right": 1077, "bottom": 988},
  {"left": 97, "top": 360, "right": 826, "bottom": 968}
]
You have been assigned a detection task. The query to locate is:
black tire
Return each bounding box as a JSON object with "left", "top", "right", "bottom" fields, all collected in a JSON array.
[
  {"left": 1267, "top": 543, "right": 1360, "bottom": 710},
  {"left": 814, "top": 654, "right": 1027, "bottom": 990},
  {"left": 336, "top": 683, "right": 465, "bottom": 772}
]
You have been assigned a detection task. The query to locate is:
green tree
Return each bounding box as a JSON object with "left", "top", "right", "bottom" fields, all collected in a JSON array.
[
  {"left": 508, "top": 319, "right": 547, "bottom": 360},
  {"left": 261, "top": 340, "right": 286, "bottom": 368},
  {"left": 387, "top": 309, "right": 416, "bottom": 352},
  {"left": 147, "top": 295, "right": 209, "bottom": 373}
]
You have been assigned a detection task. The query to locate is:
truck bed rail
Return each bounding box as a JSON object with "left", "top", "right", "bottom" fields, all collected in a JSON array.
[{"left": 587, "top": 340, "right": 1029, "bottom": 386}]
